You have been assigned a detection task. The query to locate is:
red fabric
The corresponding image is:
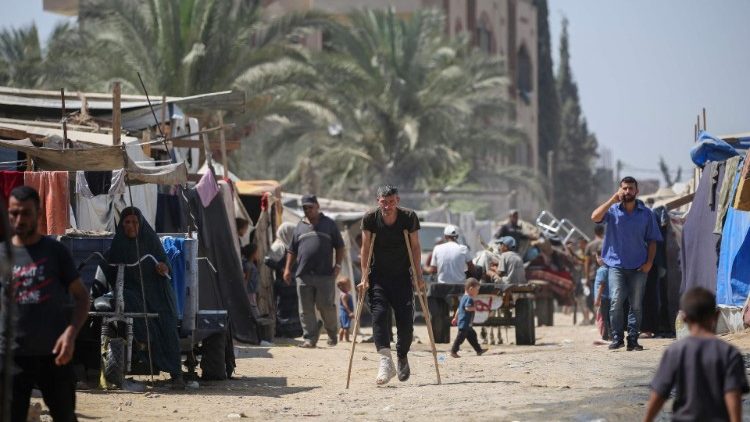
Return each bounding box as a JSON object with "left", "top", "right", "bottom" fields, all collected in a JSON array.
[
  {"left": 526, "top": 269, "right": 575, "bottom": 292},
  {"left": 526, "top": 268, "right": 575, "bottom": 304},
  {"left": 261, "top": 192, "right": 270, "bottom": 212},
  {"left": 0, "top": 171, "right": 24, "bottom": 207},
  {"left": 23, "top": 171, "right": 70, "bottom": 235}
]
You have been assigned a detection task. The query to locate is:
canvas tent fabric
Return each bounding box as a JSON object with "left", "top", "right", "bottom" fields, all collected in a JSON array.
[
  {"left": 186, "top": 188, "right": 258, "bottom": 344},
  {"left": 734, "top": 150, "right": 750, "bottom": 211},
  {"left": 219, "top": 181, "right": 242, "bottom": 262},
  {"left": 681, "top": 161, "right": 724, "bottom": 294},
  {"left": 0, "top": 138, "right": 187, "bottom": 184},
  {"left": 714, "top": 156, "right": 742, "bottom": 234}
]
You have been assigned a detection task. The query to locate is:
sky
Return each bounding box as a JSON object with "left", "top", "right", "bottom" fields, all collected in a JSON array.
[
  {"left": 1, "top": 1, "right": 749, "bottom": 186},
  {"left": 0, "top": 1, "right": 74, "bottom": 41},
  {"left": 548, "top": 0, "right": 750, "bottom": 185}
]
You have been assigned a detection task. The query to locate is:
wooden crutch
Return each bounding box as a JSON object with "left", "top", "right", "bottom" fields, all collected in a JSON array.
[
  {"left": 403, "top": 230, "right": 442, "bottom": 385},
  {"left": 345, "top": 233, "right": 376, "bottom": 389}
]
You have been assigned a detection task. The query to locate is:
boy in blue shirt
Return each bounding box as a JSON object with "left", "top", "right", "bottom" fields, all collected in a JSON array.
[{"left": 450, "top": 278, "right": 488, "bottom": 358}]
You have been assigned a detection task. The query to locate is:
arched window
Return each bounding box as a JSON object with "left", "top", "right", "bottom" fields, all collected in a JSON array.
[
  {"left": 516, "top": 45, "right": 533, "bottom": 103},
  {"left": 476, "top": 13, "right": 494, "bottom": 54}
]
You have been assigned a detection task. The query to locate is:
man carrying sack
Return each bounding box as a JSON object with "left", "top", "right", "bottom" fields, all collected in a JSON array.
[{"left": 359, "top": 185, "right": 423, "bottom": 385}]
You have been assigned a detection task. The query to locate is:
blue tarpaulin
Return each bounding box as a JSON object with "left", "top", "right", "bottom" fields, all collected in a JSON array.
[
  {"left": 162, "top": 236, "right": 187, "bottom": 319},
  {"left": 691, "top": 131, "right": 739, "bottom": 167},
  {"left": 716, "top": 158, "right": 750, "bottom": 306}
]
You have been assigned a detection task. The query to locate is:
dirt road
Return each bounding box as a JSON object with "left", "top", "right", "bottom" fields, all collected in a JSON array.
[{"left": 57, "top": 314, "right": 750, "bottom": 421}]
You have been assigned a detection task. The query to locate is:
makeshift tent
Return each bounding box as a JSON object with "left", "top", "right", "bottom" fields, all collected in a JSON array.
[
  {"left": 716, "top": 154, "right": 750, "bottom": 306},
  {"left": 187, "top": 186, "right": 258, "bottom": 344},
  {"left": 680, "top": 161, "right": 725, "bottom": 294},
  {"left": 236, "top": 180, "right": 283, "bottom": 338}
]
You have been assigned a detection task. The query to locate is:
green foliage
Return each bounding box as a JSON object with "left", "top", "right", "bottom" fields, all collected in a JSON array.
[
  {"left": 0, "top": 24, "right": 43, "bottom": 88},
  {"left": 659, "top": 156, "right": 682, "bottom": 186},
  {"left": 533, "top": 0, "right": 560, "bottom": 174},
  {"left": 554, "top": 18, "right": 598, "bottom": 228},
  {"left": 78, "top": 0, "right": 332, "bottom": 95},
  {"left": 271, "top": 8, "right": 537, "bottom": 202}
]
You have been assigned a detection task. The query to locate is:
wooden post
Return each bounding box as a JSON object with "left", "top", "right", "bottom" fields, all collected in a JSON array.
[
  {"left": 202, "top": 133, "right": 212, "bottom": 167},
  {"left": 218, "top": 112, "right": 228, "bottom": 177},
  {"left": 160, "top": 95, "right": 168, "bottom": 139},
  {"left": 142, "top": 130, "right": 151, "bottom": 157},
  {"left": 61, "top": 88, "right": 68, "bottom": 149},
  {"left": 112, "top": 82, "right": 121, "bottom": 145},
  {"left": 702, "top": 107, "right": 707, "bottom": 131}
]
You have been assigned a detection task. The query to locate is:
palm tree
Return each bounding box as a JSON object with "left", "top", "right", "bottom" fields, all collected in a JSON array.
[
  {"left": 0, "top": 24, "right": 44, "bottom": 88},
  {"left": 266, "top": 8, "right": 535, "bottom": 202},
  {"left": 0, "top": 22, "right": 91, "bottom": 90},
  {"left": 78, "top": 0, "right": 333, "bottom": 98}
]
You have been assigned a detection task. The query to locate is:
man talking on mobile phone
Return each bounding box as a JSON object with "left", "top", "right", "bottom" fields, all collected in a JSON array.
[{"left": 591, "top": 177, "right": 662, "bottom": 352}]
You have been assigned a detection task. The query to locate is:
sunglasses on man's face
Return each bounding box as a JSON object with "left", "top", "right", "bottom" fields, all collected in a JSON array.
[{"left": 302, "top": 205, "right": 314, "bottom": 210}]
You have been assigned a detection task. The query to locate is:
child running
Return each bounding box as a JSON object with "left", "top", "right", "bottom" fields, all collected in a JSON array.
[
  {"left": 450, "top": 278, "right": 488, "bottom": 358},
  {"left": 337, "top": 278, "right": 355, "bottom": 342}
]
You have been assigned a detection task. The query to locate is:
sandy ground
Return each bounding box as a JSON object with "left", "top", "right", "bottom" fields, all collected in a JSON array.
[{"left": 33, "top": 313, "right": 750, "bottom": 421}]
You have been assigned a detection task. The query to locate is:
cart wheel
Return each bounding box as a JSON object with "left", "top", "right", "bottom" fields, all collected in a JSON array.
[
  {"left": 515, "top": 298, "right": 536, "bottom": 345},
  {"left": 428, "top": 297, "right": 451, "bottom": 343},
  {"left": 104, "top": 337, "right": 125, "bottom": 388}
]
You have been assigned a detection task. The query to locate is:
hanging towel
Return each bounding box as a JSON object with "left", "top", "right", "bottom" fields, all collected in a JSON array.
[
  {"left": 24, "top": 171, "right": 70, "bottom": 235},
  {"left": 0, "top": 170, "right": 24, "bottom": 207},
  {"left": 195, "top": 170, "right": 219, "bottom": 208}
]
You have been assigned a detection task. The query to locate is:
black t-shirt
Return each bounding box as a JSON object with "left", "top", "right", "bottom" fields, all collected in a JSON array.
[
  {"left": 289, "top": 213, "right": 345, "bottom": 277},
  {"left": 650, "top": 336, "right": 749, "bottom": 421},
  {"left": 361, "top": 207, "right": 420, "bottom": 282},
  {"left": 9, "top": 237, "right": 79, "bottom": 356},
  {"left": 494, "top": 222, "right": 526, "bottom": 244}
]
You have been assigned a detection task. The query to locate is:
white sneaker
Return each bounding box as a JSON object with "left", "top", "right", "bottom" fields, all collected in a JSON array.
[{"left": 376, "top": 348, "right": 397, "bottom": 385}]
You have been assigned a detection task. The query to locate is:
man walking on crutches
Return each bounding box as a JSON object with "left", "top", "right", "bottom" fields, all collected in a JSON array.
[{"left": 357, "top": 185, "right": 424, "bottom": 385}]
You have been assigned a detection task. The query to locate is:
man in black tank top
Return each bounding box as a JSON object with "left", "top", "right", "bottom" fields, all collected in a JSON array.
[{"left": 359, "top": 185, "right": 423, "bottom": 385}]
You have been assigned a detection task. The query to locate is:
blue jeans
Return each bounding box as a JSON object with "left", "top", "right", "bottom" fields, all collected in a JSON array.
[{"left": 608, "top": 267, "right": 647, "bottom": 343}]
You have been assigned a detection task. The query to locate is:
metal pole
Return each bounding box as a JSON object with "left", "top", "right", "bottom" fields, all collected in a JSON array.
[{"left": 61, "top": 88, "right": 68, "bottom": 149}]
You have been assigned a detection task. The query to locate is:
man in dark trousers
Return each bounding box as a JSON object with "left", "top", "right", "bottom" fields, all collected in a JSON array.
[
  {"left": 591, "top": 177, "right": 662, "bottom": 351},
  {"left": 359, "top": 185, "right": 423, "bottom": 385},
  {"left": 4, "top": 186, "right": 89, "bottom": 422},
  {"left": 284, "top": 194, "right": 345, "bottom": 348}
]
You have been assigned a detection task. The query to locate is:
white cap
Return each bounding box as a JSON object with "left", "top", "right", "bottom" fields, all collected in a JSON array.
[{"left": 443, "top": 225, "right": 459, "bottom": 237}]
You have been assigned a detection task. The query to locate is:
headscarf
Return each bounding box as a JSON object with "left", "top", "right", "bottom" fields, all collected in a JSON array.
[
  {"left": 268, "top": 222, "right": 295, "bottom": 262},
  {"left": 102, "top": 206, "right": 171, "bottom": 288}
]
